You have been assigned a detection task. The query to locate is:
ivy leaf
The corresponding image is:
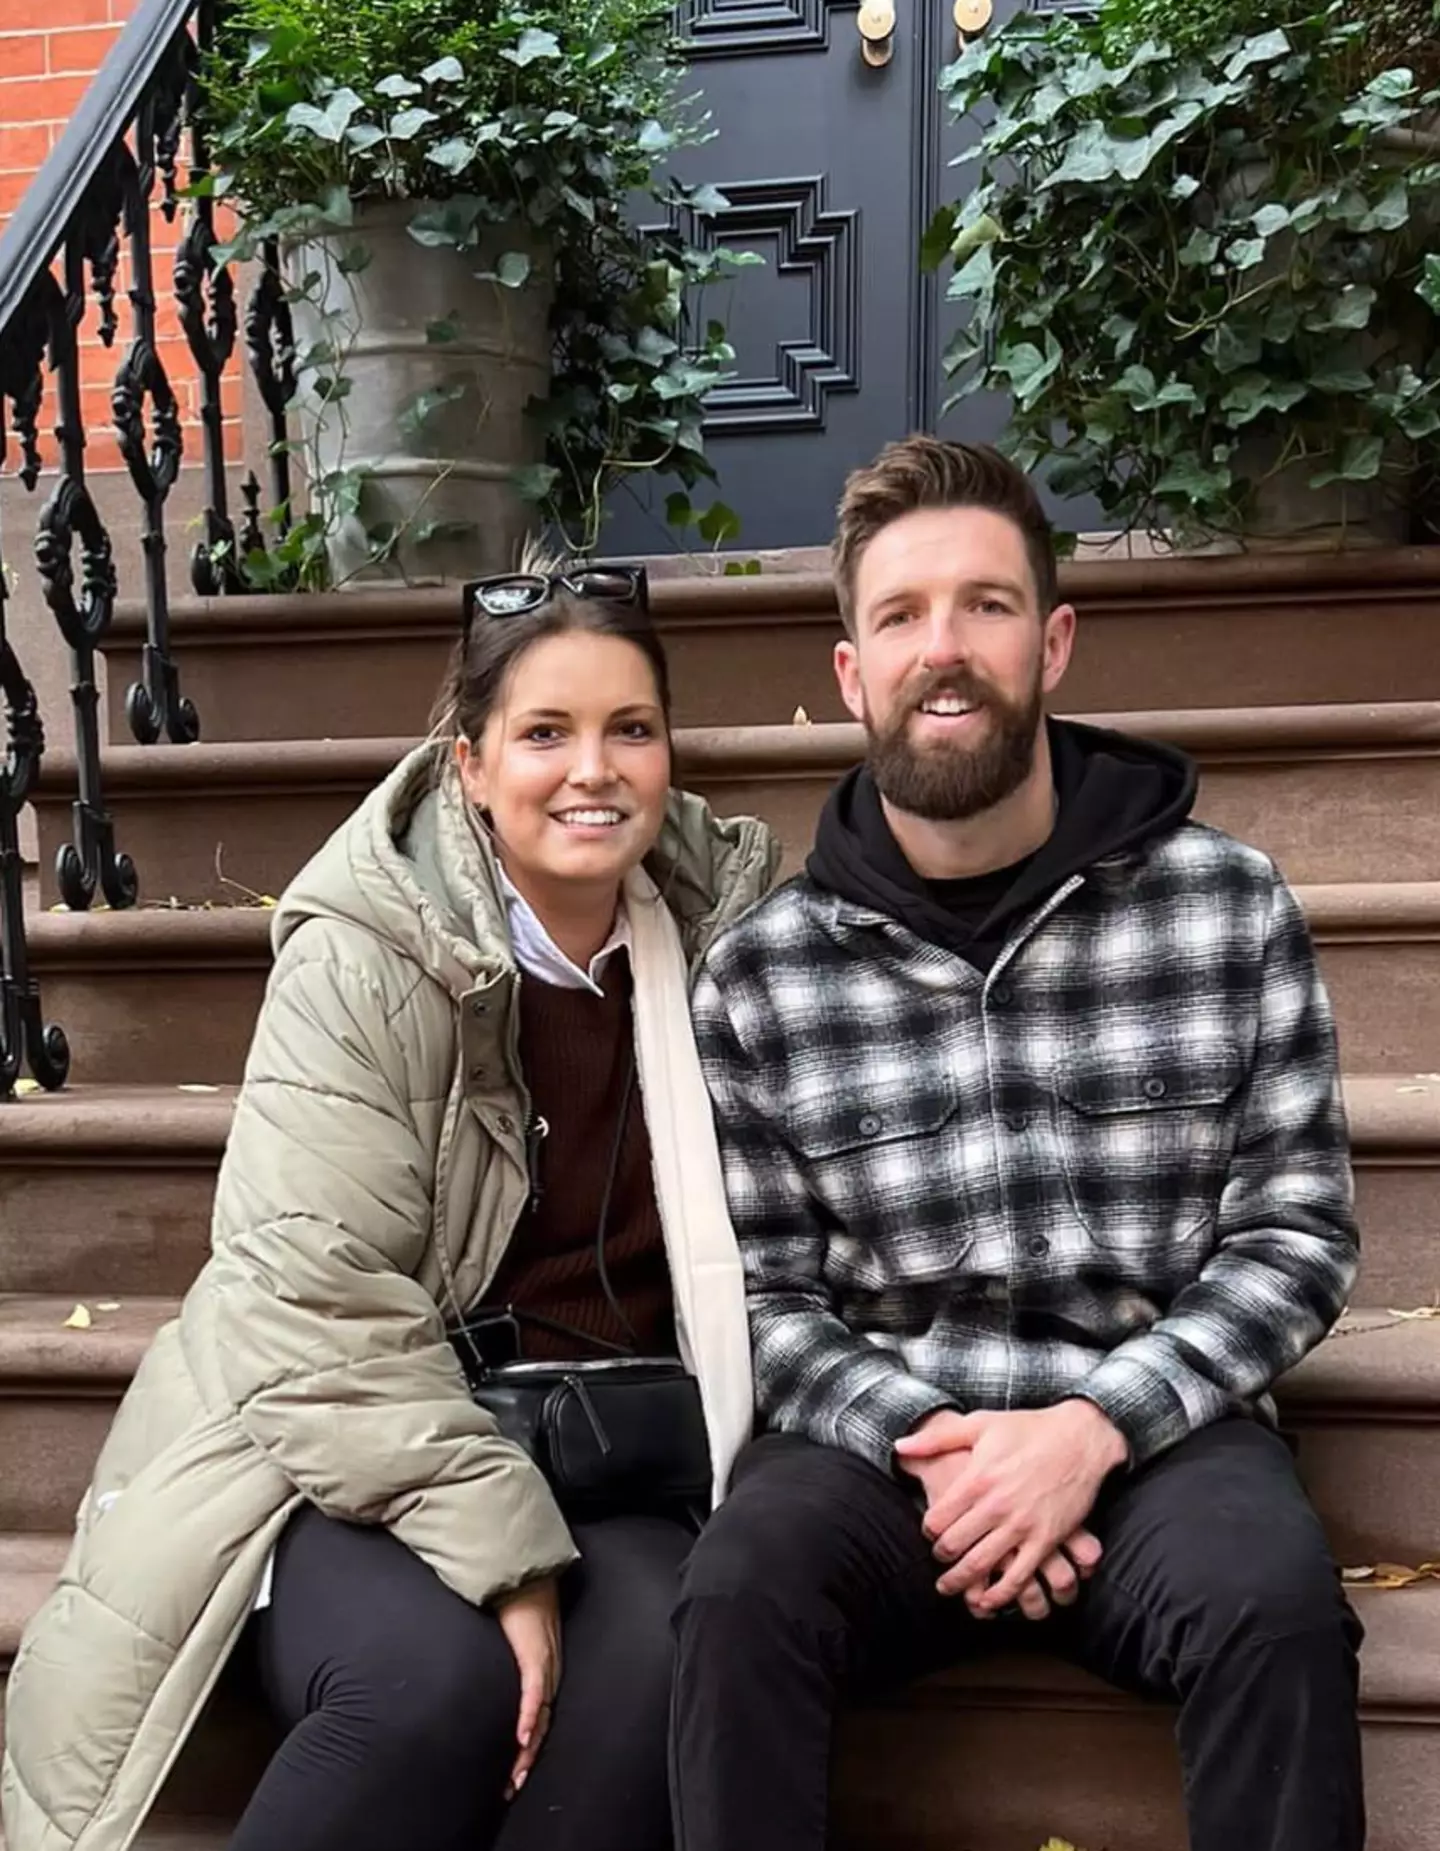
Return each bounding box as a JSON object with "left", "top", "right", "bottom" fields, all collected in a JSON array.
[
  {"left": 346, "top": 123, "right": 386, "bottom": 151},
  {"left": 1223, "top": 29, "right": 1290, "bottom": 79},
  {"left": 420, "top": 56, "right": 465, "bottom": 84},
  {"left": 503, "top": 27, "right": 561, "bottom": 66},
  {"left": 1171, "top": 173, "right": 1201, "bottom": 200},
  {"left": 1305, "top": 284, "right": 1376, "bottom": 332},
  {"left": 286, "top": 88, "right": 364, "bottom": 143},
  {"left": 427, "top": 138, "right": 474, "bottom": 175},
  {"left": 1309, "top": 435, "right": 1385, "bottom": 485},
  {"left": 920, "top": 205, "right": 958, "bottom": 273},
  {"left": 1101, "top": 313, "right": 1137, "bottom": 358},
  {"left": 388, "top": 108, "right": 439, "bottom": 142},
  {"left": 636, "top": 326, "right": 679, "bottom": 365},
  {"left": 638, "top": 119, "right": 675, "bottom": 153},
  {"left": 1417, "top": 254, "right": 1440, "bottom": 316},
  {"left": 426, "top": 316, "right": 461, "bottom": 345},
  {"left": 665, "top": 491, "right": 696, "bottom": 529},
  {"left": 1250, "top": 204, "right": 1290, "bottom": 237},
  {"left": 375, "top": 73, "right": 423, "bottom": 98},
  {"left": 1219, "top": 374, "right": 1307, "bottom": 424},
  {"left": 1224, "top": 236, "right": 1267, "bottom": 271},
  {"left": 688, "top": 183, "right": 730, "bottom": 215},
  {"left": 336, "top": 243, "right": 372, "bottom": 275},
  {"left": 398, "top": 381, "right": 467, "bottom": 437},
  {"left": 1178, "top": 228, "right": 1219, "bottom": 266},
  {"left": 511, "top": 463, "right": 561, "bottom": 501},
  {"left": 1309, "top": 363, "right": 1374, "bottom": 394},
  {"left": 696, "top": 501, "right": 742, "bottom": 545},
  {"left": 1155, "top": 455, "right": 1232, "bottom": 498},
  {"left": 499, "top": 251, "right": 533, "bottom": 289}
]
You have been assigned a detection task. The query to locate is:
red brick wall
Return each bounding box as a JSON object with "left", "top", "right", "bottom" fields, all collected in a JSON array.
[{"left": 0, "top": 0, "right": 244, "bottom": 476}]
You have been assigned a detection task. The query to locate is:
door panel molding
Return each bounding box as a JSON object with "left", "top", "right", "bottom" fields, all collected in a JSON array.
[
  {"left": 682, "top": 0, "right": 861, "bottom": 59},
  {"left": 659, "top": 176, "right": 861, "bottom": 434}
]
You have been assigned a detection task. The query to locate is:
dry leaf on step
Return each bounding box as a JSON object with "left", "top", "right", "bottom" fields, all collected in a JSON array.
[
  {"left": 792, "top": 705, "right": 811, "bottom": 726},
  {"left": 1038, "top": 1839, "right": 1086, "bottom": 1851},
  {"left": 176, "top": 1083, "right": 221, "bottom": 1094},
  {"left": 1342, "top": 1562, "right": 1440, "bottom": 1590},
  {"left": 96, "top": 1301, "right": 122, "bottom": 1313},
  {"left": 63, "top": 1304, "right": 93, "bottom": 1330},
  {"left": 1385, "top": 1305, "right": 1440, "bottom": 1321},
  {"left": 1396, "top": 1084, "right": 1432, "bottom": 1094},
  {"left": 13, "top": 1078, "right": 40, "bottom": 1096}
]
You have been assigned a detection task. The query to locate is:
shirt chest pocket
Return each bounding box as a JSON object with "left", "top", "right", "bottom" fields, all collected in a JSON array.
[
  {"left": 788, "top": 1091, "right": 973, "bottom": 1282},
  {"left": 1051, "top": 1044, "right": 1244, "bottom": 1252}
]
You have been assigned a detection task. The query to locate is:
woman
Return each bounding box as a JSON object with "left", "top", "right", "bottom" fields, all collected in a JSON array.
[{"left": 1, "top": 559, "right": 778, "bottom": 1851}]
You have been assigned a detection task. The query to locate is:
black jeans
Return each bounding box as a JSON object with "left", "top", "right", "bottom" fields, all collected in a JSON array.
[
  {"left": 671, "top": 1420, "right": 1365, "bottom": 1851},
  {"left": 229, "top": 1501, "right": 693, "bottom": 1851}
]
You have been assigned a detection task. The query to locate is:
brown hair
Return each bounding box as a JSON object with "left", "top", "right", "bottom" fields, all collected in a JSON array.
[
  {"left": 429, "top": 543, "right": 673, "bottom": 750},
  {"left": 832, "top": 435, "right": 1059, "bottom": 634}
]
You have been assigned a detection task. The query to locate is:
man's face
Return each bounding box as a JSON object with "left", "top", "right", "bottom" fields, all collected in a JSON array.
[{"left": 835, "top": 506, "right": 1076, "bottom": 823}]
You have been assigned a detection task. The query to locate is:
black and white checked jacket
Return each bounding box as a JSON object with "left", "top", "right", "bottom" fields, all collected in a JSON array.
[{"left": 691, "top": 822, "right": 1359, "bottom": 1471}]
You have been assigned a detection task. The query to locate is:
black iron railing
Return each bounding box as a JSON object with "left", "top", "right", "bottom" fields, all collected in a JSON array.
[{"left": 0, "top": 0, "right": 293, "bottom": 1096}]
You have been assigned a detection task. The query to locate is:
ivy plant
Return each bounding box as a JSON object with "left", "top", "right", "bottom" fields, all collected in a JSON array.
[
  {"left": 926, "top": 0, "right": 1440, "bottom": 544},
  {"left": 198, "top": 0, "right": 757, "bottom": 584}
]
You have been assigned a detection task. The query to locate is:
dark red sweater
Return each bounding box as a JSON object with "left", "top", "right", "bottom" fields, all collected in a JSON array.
[{"left": 482, "top": 955, "right": 676, "bottom": 1360}]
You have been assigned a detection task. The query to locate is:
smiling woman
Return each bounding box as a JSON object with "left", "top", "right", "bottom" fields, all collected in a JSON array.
[{"left": 1, "top": 548, "right": 779, "bottom": 1851}]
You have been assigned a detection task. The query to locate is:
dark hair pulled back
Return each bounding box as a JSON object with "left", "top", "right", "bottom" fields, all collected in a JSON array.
[{"left": 429, "top": 545, "right": 673, "bottom": 750}]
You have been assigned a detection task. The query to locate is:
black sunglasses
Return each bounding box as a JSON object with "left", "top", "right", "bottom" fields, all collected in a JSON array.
[{"left": 461, "top": 565, "right": 649, "bottom": 640}]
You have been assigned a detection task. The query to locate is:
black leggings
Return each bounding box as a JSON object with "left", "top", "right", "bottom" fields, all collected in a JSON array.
[{"left": 229, "top": 1501, "right": 693, "bottom": 1851}]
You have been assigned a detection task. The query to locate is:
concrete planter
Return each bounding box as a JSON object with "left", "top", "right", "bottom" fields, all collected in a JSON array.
[{"left": 285, "top": 202, "right": 553, "bottom": 587}]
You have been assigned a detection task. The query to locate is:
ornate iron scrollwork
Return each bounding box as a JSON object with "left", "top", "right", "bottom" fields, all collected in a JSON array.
[{"left": 245, "top": 246, "right": 296, "bottom": 535}]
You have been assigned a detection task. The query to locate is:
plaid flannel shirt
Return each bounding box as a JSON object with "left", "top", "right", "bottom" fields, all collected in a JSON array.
[{"left": 691, "top": 821, "right": 1359, "bottom": 1472}]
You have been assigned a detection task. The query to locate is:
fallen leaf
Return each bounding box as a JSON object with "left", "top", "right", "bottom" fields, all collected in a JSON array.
[
  {"left": 176, "top": 1083, "right": 221, "bottom": 1094},
  {"left": 1384, "top": 1305, "right": 1440, "bottom": 1321},
  {"left": 1038, "top": 1839, "right": 1085, "bottom": 1851},
  {"left": 791, "top": 705, "right": 812, "bottom": 726},
  {"left": 95, "top": 1301, "right": 122, "bottom": 1313},
  {"left": 1342, "top": 1560, "right": 1440, "bottom": 1590},
  {"left": 13, "top": 1078, "right": 40, "bottom": 1095},
  {"left": 1396, "top": 1084, "right": 1431, "bottom": 1094},
  {"left": 259, "top": 895, "right": 279, "bottom": 908},
  {"left": 63, "top": 1304, "right": 93, "bottom": 1330}
]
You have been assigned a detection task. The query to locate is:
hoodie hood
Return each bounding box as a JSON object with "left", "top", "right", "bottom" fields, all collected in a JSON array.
[
  {"left": 806, "top": 717, "right": 1197, "bottom": 961},
  {"left": 273, "top": 741, "right": 781, "bottom": 994}
]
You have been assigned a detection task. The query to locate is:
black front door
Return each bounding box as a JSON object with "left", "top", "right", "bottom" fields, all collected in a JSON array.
[{"left": 607, "top": 0, "right": 1053, "bottom": 555}]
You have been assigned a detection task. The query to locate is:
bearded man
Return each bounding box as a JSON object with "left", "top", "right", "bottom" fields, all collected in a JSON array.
[{"left": 676, "top": 436, "right": 1364, "bottom": 1851}]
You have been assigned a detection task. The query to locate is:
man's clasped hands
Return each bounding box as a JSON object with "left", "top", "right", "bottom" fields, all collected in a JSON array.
[{"left": 894, "top": 1399, "right": 1130, "bottom": 1620}]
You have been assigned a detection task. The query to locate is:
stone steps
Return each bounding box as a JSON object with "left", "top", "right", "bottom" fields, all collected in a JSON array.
[
  {"left": 101, "top": 546, "right": 1440, "bottom": 742},
  {"left": 2, "top": 1076, "right": 1435, "bottom": 1306},
  {"left": 2, "top": 1529, "right": 1437, "bottom": 1850},
  {"left": 2, "top": 1291, "right": 1436, "bottom": 1558},
  {"left": 22, "top": 880, "right": 1440, "bottom": 1086},
  {"left": 32, "top": 701, "right": 1440, "bottom": 907}
]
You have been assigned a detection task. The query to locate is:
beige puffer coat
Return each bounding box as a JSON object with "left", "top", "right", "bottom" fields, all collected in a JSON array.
[{"left": 2, "top": 743, "right": 778, "bottom": 1851}]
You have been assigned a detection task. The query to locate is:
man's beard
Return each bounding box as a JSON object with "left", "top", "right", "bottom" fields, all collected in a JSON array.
[{"left": 865, "top": 667, "right": 1044, "bottom": 823}]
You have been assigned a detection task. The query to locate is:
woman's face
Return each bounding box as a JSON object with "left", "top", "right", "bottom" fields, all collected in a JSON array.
[{"left": 456, "top": 629, "right": 672, "bottom": 908}]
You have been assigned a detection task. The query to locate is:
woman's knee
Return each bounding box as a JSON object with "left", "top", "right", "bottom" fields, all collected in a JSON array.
[{"left": 321, "top": 1612, "right": 516, "bottom": 1758}]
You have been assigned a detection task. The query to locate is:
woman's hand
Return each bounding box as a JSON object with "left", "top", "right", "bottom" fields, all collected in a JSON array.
[{"left": 494, "top": 1576, "right": 563, "bottom": 1796}]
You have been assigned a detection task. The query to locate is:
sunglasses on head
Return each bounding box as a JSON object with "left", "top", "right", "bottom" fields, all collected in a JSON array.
[{"left": 461, "top": 565, "right": 649, "bottom": 641}]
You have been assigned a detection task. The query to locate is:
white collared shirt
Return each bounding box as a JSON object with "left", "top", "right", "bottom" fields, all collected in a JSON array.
[{"left": 498, "top": 867, "right": 630, "bottom": 995}]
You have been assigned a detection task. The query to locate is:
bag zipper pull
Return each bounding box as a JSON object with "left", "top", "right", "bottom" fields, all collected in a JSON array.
[{"left": 565, "top": 1373, "right": 612, "bottom": 1456}]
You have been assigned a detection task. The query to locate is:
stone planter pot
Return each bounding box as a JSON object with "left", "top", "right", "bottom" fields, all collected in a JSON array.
[{"left": 285, "top": 202, "right": 554, "bottom": 587}]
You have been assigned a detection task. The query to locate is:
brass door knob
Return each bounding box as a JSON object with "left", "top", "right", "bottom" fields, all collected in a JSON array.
[
  {"left": 954, "top": 0, "right": 992, "bottom": 48},
  {"left": 858, "top": 0, "right": 896, "bottom": 66}
]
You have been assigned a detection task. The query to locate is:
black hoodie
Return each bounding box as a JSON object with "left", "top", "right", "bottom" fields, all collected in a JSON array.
[{"left": 805, "top": 718, "right": 1198, "bottom": 975}]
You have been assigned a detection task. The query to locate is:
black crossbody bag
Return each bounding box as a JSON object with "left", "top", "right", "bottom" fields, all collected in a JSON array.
[{"left": 449, "top": 1056, "right": 712, "bottom": 1516}]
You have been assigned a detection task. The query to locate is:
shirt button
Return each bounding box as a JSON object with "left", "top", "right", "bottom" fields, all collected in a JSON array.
[
  {"left": 1026, "top": 1234, "right": 1051, "bottom": 1258},
  {"left": 495, "top": 1112, "right": 514, "bottom": 1135},
  {"left": 1005, "top": 1112, "right": 1030, "bottom": 1133},
  {"left": 991, "top": 982, "right": 1014, "bottom": 1007},
  {"left": 858, "top": 1112, "right": 883, "bottom": 1137},
  {"left": 469, "top": 1063, "right": 487, "bottom": 1083},
  {"left": 1144, "top": 1076, "right": 1168, "bottom": 1100},
  {"left": 470, "top": 998, "right": 488, "bottom": 1017}
]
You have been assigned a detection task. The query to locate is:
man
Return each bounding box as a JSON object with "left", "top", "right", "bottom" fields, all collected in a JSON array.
[{"left": 676, "top": 436, "right": 1363, "bottom": 1850}]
